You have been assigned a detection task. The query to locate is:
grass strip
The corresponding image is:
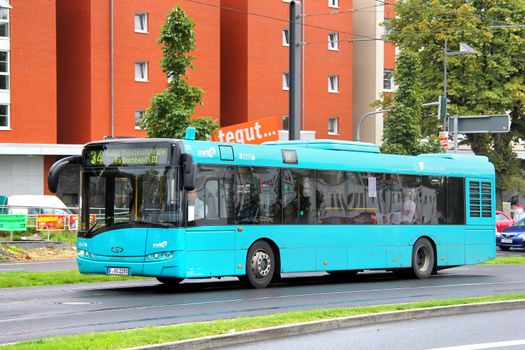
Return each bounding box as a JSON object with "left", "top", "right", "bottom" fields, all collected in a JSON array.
[
  {"left": 483, "top": 256, "right": 525, "bottom": 264},
  {"left": 3, "top": 293, "right": 525, "bottom": 350},
  {"left": 0, "top": 270, "right": 149, "bottom": 288}
]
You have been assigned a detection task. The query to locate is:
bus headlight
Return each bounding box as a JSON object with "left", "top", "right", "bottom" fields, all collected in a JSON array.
[{"left": 146, "top": 251, "right": 175, "bottom": 261}]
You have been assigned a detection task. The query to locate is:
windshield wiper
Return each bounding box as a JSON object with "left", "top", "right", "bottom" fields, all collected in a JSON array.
[{"left": 85, "top": 216, "right": 114, "bottom": 235}]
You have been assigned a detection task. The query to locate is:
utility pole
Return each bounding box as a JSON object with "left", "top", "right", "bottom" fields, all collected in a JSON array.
[{"left": 289, "top": 1, "right": 302, "bottom": 141}]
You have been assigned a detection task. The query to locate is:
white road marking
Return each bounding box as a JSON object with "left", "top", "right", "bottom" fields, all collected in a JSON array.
[{"left": 426, "top": 339, "right": 525, "bottom": 350}]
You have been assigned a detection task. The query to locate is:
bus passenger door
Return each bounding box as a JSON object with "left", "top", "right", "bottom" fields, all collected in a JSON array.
[
  {"left": 185, "top": 227, "right": 236, "bottom": 278},
  {"left": 185, "top": 177, "right": 236, "bottom": 278}
]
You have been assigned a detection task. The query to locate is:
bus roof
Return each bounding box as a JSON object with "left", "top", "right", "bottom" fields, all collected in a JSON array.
[{"left": 182, "top": 139, "right": 494, "bottom": 179}]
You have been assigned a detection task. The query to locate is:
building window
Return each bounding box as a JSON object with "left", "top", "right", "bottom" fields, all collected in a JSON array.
[
  {"left": 328, "top": 0, "right": 339, "bottom": 8},
  {"left": 383, "top": 18, "right": 391, "bottom": 36},
  {"left": 134, "top": 13, "right": 148, "bottom": 33},
  {"left": 328, "top": 75, "right": 339, "bottom": 93},
  {"left": 282, "top": 29, "right": 289, "bottom": 46},
  {"left": 328, "top": 32, "right": 339, "bottom": 50},
  {"left": 383, "top": 69, "right": 395, "bottom": 91},
  {"left": 283, "top": 115, "right": 289, "bottom": 130},
  {"left": 135, "top": 110, "right": 145, "bottom": 130},
  {"left": 328, "top": 117, "right": 339, "bottom": 135},
  {"left": 135, "top": 62, "right": 148, "bottom": 82},
  {"left": 0, "top": 6, "right": 8, "bottom": 37},
  {"left": 0, "top": 51, "right": 9, "bottom": 90},
  {"left": 282, "top": 72, "right": 290, "bottom": 90},
  {"left": 0, "top": 104, "right": 8, "bottom": 128}
]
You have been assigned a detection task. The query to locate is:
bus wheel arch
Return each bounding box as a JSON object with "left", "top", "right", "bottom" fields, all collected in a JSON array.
[
  {"left": 245, "top": 239, "right": 280, "bottom": 288},
  {"left": 411, "top": 236, "right": 436, "bottom": 279}
]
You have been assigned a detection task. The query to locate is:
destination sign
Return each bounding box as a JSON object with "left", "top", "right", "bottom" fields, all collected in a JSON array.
[{"left": 85, "top": 145, "right": 171, "bottom": 167}]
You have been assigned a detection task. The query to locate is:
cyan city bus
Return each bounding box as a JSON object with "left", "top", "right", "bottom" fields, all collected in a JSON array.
[{"left": 48, "top": 132, "right": 496, "bottom": 288}]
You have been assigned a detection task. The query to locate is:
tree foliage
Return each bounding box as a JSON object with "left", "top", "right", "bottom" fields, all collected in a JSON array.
[
  {"left": 386, "top": 0, "right": 525, "bottom": 191},
  {"left": 381, "top": 51, "right": 442, "bottom": 155},
  {"left": 141, "top": 6, "right": 218, "bottom": 140}
]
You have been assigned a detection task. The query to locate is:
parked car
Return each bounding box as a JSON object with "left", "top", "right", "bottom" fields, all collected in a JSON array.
[
  {"left": 497, "top": 217, "right": 525, "bottom": 251},
  {"left": 6, "top": 195, "right": 71, "bottom": 215},
  {"left": 496, "top": 210, "right": 514, "bottom": 232}
]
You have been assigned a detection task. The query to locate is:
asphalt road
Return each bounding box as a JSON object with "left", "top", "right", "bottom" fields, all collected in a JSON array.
[
  {"left": 225, "top": 308, "right": 525, "bottom": 350},
  {"left": 1, "top": 264, "right": 525, "bottom": 344}
]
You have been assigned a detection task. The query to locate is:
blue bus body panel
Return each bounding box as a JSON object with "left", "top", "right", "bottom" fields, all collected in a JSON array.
[
  {"left": 77, "top": 224, "right": 493, "bottom": 278},
  {"left": 182, "top": 140, "right": 494, "bottom": 178}
]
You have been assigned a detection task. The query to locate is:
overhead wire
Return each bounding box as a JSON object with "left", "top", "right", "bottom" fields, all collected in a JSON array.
[{"left": 182, "top": 0, "right": 381, "bottom": 41}]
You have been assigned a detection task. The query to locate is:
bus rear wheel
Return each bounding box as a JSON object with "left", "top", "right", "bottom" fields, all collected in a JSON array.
[
  {"left": 156, "top": 277, "right": 183, "bottom": 285},
  {"left": 246, "top": 241, "right": 275, "bottom": 289},
  {"left": 411, "top": 238, "right": 435, "bottom": 279}
]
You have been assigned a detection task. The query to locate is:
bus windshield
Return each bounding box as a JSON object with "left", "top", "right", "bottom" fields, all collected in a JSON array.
[{"left": 81, "top": 165, "right": 182, "bottom": 233}]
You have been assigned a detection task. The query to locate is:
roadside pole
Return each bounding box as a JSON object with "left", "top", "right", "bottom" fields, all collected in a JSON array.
[{"left": 289, "top": 1, "right": 301, "bottom": 141}]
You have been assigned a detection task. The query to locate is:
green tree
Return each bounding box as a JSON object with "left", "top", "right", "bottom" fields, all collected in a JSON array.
[
  {"left": 386, "top": 0, "right": 525, "bottom": 202},
  {"left": 141, "top": 6, "right": 218, "bottom": 140},
  {"left": 381, "top": 51, "right": 441, "bottom": 155}
]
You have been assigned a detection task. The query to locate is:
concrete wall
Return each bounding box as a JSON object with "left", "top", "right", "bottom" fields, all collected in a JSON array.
[
  {"left": 352, "top": 0, "right": 385, "bottom": 144},
  {"left": 0, "top": 155, "right": 44, "bottom": 196}
]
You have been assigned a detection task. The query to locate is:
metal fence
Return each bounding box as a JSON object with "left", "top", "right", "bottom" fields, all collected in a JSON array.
[{"left": 0, "top": 205, "right": 80, "bottom": 241}]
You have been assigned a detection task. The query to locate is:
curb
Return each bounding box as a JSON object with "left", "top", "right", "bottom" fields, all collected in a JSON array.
[{"left": 128, "top": 300, "right": 525, "bottom": 350}]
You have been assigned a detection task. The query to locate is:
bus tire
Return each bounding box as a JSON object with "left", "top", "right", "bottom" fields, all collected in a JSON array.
[
  {"left": 246, "top": 240, "right": 275, "bottom": 289},
  {"left": 156, "top": 277, "right": 183, "bottom": 285},
  {"left": 411, "top": 238, "right": 435, "bottom": 279}
]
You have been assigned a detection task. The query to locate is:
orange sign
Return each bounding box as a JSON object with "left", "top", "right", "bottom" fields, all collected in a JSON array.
[
  {"left": 212, "top": 116, "right": 280, "bottom": 144},
  {"left": 36, "top": 215, "right": 66, "bottom": 231}
]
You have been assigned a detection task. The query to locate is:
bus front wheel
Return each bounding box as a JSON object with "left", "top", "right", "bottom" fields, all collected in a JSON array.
[
  {"left": 246, "top": 241, "right": 275, "bottom": 289},
  {"left": 411, "top": 238, "right": 435, "bottom": 279}
]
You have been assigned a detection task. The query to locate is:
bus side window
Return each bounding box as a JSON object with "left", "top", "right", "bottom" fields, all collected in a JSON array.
[
  {"left": 204, "top": 180, "right": 219, "bottom": 219},
  {"left": 192, "top": 165, "right": 235, "bottom": 224}
]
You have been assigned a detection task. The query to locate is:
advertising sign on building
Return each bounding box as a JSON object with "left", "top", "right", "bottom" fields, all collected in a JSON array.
[
  {"left": 0, "top": 215, "right": 27, "bottom": 231},
  {"left": 36, "top": 215, "right": 66, "bottom": 231},
  {"left": 212, "top": 116, "right": 280, "bottom": 144}
]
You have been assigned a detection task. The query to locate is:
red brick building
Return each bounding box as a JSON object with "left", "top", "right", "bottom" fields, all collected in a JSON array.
[
  {"left": 0, "top": 0, "right": 364, "bottom": 201},
  {"left": 0, "top": 0, "right": 221, "bottom": 202},
  {"left": 57, "top": 0, "right": 221, "bottom": 144},
  {"left": 221, "top": 0, "right": 353, "bottom": 140}
]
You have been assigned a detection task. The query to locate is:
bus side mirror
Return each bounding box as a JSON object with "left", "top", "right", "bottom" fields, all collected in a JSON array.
[
  {"left": 48, "top": 155, "right": 81, "bottom": 193},
  {"left": 181, "top": 153, "right": 196, "bottom": 191}
]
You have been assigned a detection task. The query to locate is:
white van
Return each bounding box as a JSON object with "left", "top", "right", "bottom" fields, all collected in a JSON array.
[{"left": 7, "top": 195, "right": 71, "bottom": 215}]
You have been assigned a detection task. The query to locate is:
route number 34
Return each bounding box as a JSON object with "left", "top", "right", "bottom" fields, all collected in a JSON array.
[{"left": 89, "top": 151, "right": 103, "bottom": 165}]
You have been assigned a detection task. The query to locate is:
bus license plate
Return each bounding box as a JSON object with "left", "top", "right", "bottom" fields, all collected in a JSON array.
[
  {"left": 501, "top": 238, "right": 513, "bottom": 244},
  {"left": 107, "top": 267, "right": 129, "bottom": 276}
]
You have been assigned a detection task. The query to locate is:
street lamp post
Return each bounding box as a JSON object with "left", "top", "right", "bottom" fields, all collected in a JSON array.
[
  {"left": 442, "top": 39, "right": 479, "bottom": 151},
  {"left": 356, "top": 102, "right": 440, "bottom": 142}
]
